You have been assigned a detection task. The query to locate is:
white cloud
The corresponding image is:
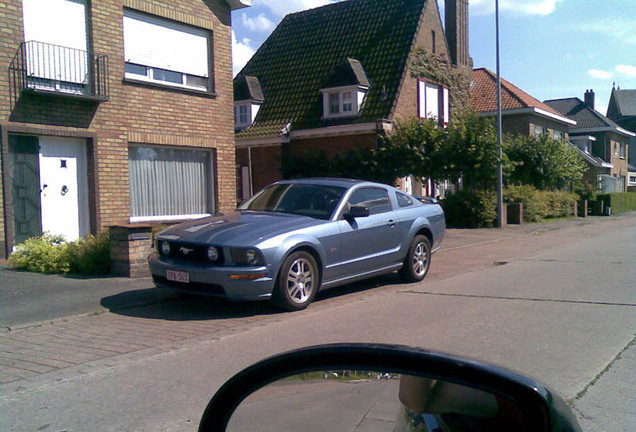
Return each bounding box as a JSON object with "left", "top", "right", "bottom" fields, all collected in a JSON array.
[
  {"left": 588, "top": 69, "right": 613, "bottom": 79},
  {"left": 471, "top": 0, "right": 563, "bottom": 16},
  {"left": 240, "top": 12, "right": 275, "bottom": 32},
  {"left": 616, "top": 64, "right": 636, "bottom": 77},
  {"left": 232, "top": 30, "right": 256, "bottom": 76},
  {"left": 259, "top": 0, "right": 337, "bottom": 17},
  {"left": 585, "top": 18, "right": 636, "bottom": 46}
]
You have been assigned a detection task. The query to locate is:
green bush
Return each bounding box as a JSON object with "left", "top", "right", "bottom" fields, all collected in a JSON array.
[
  {"left": 505, "top": 185, "right": 577, "bottom": 222},
  {"left": 441, "top": 190, "right": 497, "bottom": 228},
  {"left": 8, "top": 231, "right": 110, "bottom": 275},
  {"left": 8, "top": 234, "right": 70, "bottom": 273},
  {"left": 65, "top": 231, "right": 111, "bottom": 275},
  {"left": 596, "top": 192, "right": 636, "bottom": 214}
]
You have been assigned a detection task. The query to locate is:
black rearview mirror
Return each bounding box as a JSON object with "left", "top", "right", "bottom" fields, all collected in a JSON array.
[{"left": 198, "top": 344, "right": 582, "bottom": 432}]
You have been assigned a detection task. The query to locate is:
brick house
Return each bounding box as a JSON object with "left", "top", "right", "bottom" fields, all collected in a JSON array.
[
  {"left": 470, "top": 68, "right": 617, "bottom": 188},
  {"left": 233, "top": 0, "right": 471, "bottom": 200},
  {"left": 0, "top": 0, "right": 250, "bottom": 258},
  {"left": 471, "top": 68, "right": 575, "bottom": 140},
  {"left": 606, "top": 87, "right": 636, "bottom": 190},
  {"left": 546, "top": 90, "right": 635, "bottom": 192}
]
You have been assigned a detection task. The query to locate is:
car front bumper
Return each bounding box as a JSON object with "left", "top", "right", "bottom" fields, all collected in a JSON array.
[{"left": 148, "top": 252, "right": 275, "bottom": 301}]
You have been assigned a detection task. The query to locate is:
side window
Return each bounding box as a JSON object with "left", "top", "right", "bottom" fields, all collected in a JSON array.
[
  {"left": 347, "top": 188, "right": 391, "bottom": 215},
  {"left": 396, "top": 192, "right": 413, "bottom": 207}
]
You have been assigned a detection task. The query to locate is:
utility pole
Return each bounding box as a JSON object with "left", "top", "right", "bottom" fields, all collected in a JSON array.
[{"left": 495, "top": 0, "right": 504, "bottom": 228}]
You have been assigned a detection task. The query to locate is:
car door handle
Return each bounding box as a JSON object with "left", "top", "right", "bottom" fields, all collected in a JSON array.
[{"left": 387, "top": 219, "right": 397, "bottom": 228}]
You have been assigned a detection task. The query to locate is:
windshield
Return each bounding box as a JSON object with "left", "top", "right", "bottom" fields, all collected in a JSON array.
[{"left": 239, "top": 183, "right": 347, "bottom": 220}]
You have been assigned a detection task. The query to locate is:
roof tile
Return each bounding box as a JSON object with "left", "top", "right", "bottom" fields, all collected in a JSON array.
[{"left": 234, "top": 0, "right": 428, "bottom": 140}]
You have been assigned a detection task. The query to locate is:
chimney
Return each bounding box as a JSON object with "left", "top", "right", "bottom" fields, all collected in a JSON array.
[
  {"left": 445, "top": 0, "right": 469, "bottom": 67},
  {"left": 584, "top": 89, "right": 595, "bottom": 109}
]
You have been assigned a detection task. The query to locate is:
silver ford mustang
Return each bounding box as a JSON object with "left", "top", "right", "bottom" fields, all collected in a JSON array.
[{"left": 148, "top": 178, "right": 445, "bottom": 311}]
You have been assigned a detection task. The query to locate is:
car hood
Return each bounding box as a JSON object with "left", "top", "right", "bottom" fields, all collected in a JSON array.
[{"left": 157, "top": 211, "right": 324, "bottom": 246}]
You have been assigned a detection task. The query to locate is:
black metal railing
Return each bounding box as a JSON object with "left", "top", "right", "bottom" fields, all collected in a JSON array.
[{"left": 9, "top": 41, "right": 109, "bottom": 103}]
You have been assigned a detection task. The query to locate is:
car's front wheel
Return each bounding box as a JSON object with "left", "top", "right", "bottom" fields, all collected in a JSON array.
[
  {"left": 272, "top": 251, "right": 319, "bottom": 311},
  {"left": 400, "top": 235, "right": 431, "bottom": 282}
]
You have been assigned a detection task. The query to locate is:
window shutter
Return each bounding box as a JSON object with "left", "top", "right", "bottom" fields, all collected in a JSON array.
[
  {"left": 22, "top": 0, "right": 87, "bottom": 51},
  {"left": 443, "top": 87, "right": 450, "bottom": 125},
  {"left": 124, "top": 10, "right": 209, "bottom": 78},
  {"left": 418, "top": 81, "right": 426, "bottom": 118}
]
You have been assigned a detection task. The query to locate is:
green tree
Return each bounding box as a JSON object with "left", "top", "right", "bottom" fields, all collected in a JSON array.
[
  {"left": 504, "top": 134, "right": 586, "bottom": 190},
  {"left": 444, "top": 111, "right": 502, "bottom": 192}
]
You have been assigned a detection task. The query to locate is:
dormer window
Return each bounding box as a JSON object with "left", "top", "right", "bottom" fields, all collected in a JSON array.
[
  {"left": 320, "top": 58, "right": 370, "bottom": 120},
  {"left": 322, "top": 86, "right": 367, "bottom": 119},
  {"left": 233, "top": 75, "right": 264, "bottom": 130},
  {"left": 234, "top": 102, "right": 260, "bottom": 129}
]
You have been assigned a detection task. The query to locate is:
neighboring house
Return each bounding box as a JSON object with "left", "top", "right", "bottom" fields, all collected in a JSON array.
[
  {"left": 471, "top": 68, "right": 575, "bottom": 139},
  {"left": 628, "top": 164, "right": 636, "bottom": 192},
  {"left": 0, "top": 0, "right": 250, "bottom": 258},
  {"left": 545, "top": 90, "right": 635, "bottom": 193},
  {"left": 606, "top": 87, "right": 636, "bottom": 173},
  {"left": 233, "top": 0, "right": 471, "bottom": 200},
  {"left": 470, "top": 68, "right": 616, "bottom": 186}
]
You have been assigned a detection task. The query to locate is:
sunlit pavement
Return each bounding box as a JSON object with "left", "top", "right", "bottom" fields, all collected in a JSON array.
[{"left": 0, "top": 213, "right": 634, "bottom": 431}]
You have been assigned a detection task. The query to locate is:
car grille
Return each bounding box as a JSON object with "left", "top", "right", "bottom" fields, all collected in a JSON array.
[
  {"left": 152, "top": 275, "right": 226, "bottom": 296},
  {"left": 159, "top": 241, "right": 225, "bottom": 265}
]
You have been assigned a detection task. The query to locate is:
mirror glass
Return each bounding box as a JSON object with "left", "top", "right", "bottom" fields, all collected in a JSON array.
[{"left": 226, "top": 371, "right": 529, "bottom": 432}]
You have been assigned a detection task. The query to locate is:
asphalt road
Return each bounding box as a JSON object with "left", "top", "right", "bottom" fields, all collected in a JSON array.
[{"left": 0, "top": 213, "right": 634, "bottom": 431}]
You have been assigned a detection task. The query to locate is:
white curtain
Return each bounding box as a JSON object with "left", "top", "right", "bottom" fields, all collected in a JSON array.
[{"left": 129, "top": 146, "right": 210, "bottom": 218}]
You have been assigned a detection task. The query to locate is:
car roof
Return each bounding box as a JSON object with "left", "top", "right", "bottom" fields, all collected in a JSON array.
[{"left": 275, "top": 178, "right": 385, "bottom": 189}]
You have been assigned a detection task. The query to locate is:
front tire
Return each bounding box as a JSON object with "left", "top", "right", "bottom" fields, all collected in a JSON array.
[
  {"left": 400, "top": 235, "right": 431, "bottom": 283},
  {"left": 272, "top": 251, "right": 319, "bottom": 311}
]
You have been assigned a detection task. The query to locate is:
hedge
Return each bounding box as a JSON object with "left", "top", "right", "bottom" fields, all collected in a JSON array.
[{"left": 595, "top": 192, "right": 636, "bottom": 214}]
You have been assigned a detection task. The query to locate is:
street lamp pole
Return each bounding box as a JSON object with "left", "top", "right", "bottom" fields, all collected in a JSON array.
[{"left": 495, "top": 0, "right": 504, "bottom": 228}]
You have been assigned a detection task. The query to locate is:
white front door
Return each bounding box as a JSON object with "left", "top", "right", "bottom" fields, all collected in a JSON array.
[{"left": 38, "top": 137, "right": 89, "bottom": 241}]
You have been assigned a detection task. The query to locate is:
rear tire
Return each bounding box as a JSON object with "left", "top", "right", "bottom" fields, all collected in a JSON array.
[
  {"left": 400, "top": 235, "right": 431, "bottom": 282},
  {"left": 272, "top": 251, "right": 319, "bottom": 311}
]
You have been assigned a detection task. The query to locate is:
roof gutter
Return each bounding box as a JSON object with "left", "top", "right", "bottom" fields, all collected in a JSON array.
[
  {"left": 226, "top": 0, "right": 251, "bottom": 11},
  {"left": 478, "top": 107, "right": 576, "bottom": 126},
  {"left": 571, "top": 126, "right": 636, "bottom": 137}
]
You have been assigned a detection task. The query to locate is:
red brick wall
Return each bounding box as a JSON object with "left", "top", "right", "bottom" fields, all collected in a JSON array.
[
  {"left": 288, "top": 133, "right": 377, "bottom": 160},
  {"left": 393, "top": 0, "right": 450, "bottom": 122},
  {"left": 236, "top": 145, "right": 282, "bottom": 195},
  {"left": 0, "top": 0, "right": 236, "bottom": 255}
]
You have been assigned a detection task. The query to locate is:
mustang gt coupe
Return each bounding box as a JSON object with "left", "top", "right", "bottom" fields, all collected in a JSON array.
[{"left": 149, "top": 178, "right": 445, "bottom": 311}]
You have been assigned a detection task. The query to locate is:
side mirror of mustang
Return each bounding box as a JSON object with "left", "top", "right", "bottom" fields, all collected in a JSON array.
[
  {"left": 198, "top": 344, "right": 582, "bottom": 432},
  {"left": 344, "top": 205, "right": 370, "bottom": 220}
]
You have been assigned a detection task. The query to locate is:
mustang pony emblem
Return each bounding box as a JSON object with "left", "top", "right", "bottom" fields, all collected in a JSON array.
[{"left": 179, "top": 246, "right": 194, "bottom": 255}]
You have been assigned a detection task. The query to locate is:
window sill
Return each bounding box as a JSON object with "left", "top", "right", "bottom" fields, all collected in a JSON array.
[
  {"left": 130, "top": 214, "right": 212, "bottom": 224},
  {"left": 123, "top": 78, "right": 217, "bottom": 98}
]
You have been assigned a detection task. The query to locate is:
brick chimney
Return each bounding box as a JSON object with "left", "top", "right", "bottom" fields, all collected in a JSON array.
[
  {"left": 445, "top": 0, "right": 469, "bottom": 67},
  {"left": 584, "top": 89, "right": 595, "bottom": 109}
]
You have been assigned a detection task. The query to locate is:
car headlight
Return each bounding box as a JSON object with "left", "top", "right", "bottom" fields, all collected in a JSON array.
[
  {"left": 207, "top": 246, "right": 219, "bottom": 262},
  {"left": 160, "top": 241, "right": 171, "bottom": 256},
  {"left": 230, "top": 248, "right": 264, "bottom": 266}
]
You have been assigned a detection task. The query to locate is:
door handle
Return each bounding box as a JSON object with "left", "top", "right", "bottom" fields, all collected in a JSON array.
[{"left": 387, "top": 219, "right": 397, "bottom": 228}]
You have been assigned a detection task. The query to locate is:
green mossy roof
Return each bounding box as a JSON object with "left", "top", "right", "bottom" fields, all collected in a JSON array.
[{"left": 234, "top": 0, "right": 427, "bottom": 140}]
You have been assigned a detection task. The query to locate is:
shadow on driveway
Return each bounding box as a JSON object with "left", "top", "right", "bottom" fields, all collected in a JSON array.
[{"left": 100, "top": 273, "right": 399, "bottom": 321}]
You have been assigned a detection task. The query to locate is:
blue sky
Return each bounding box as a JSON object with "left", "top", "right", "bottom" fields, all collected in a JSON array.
[{"left": 231, "top": 0, "right": 636, "bottom": 116}]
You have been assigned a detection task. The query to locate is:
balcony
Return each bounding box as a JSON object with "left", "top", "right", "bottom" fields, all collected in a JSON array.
[{"left": 9, "top": 41, "right": 109, "bottom": 103}]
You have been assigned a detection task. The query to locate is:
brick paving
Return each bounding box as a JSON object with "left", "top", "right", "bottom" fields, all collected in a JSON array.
[{"left": 2, "top": 214, "right": 634, "bottom": 388}]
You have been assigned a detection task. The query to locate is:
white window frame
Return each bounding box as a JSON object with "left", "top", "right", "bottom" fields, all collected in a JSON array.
[
  {"left": 417, "top": 80, "right": 449, "bottom": 126},
  {"left": 233, "top": 102, "right": 261, "bottom": 128},
  {"left": 123, "top": 9, "right": 211, "bottom": 92},
  {"left": 321, "top": 85, "right": 367, "bottom": 119}
]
